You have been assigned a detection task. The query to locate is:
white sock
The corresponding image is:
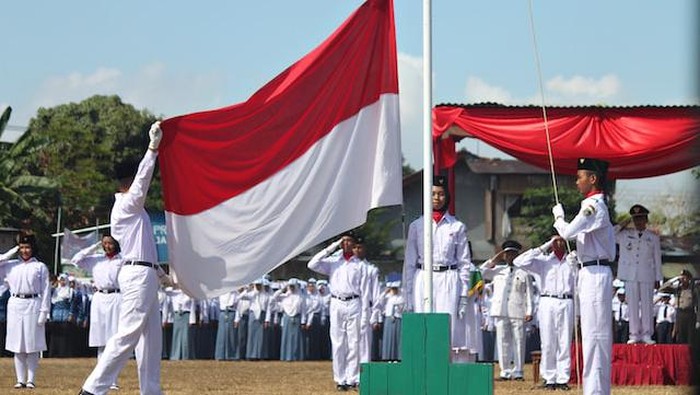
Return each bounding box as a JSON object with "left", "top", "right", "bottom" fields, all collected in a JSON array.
[
  {"left": 26, "top": 352, "right": 39, "bottom": 383},
  {"left": 14, "top": 353, "right": 27, "bottom": 383}
]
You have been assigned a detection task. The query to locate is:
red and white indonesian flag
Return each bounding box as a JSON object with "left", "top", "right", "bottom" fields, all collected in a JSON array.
[{"left": 159, "top": 0, "right": 402, "bottom": 299}]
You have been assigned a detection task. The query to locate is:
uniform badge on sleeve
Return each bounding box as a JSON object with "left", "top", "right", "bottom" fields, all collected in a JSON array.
[{"left": 583, "top": 205, "right": 596, "bottom": 217}]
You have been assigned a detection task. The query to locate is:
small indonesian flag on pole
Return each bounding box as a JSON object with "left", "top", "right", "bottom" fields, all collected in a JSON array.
[{"left": 159, "top": 0, "right": 402, "bottom": 299}]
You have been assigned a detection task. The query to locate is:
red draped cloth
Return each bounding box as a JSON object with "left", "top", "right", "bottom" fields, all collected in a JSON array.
[
  {"left": 569, "top": 344, "right": 692, "bottom": 385},
  {"left": 432, "top": 105, "right": 700, "bottom": 178}
]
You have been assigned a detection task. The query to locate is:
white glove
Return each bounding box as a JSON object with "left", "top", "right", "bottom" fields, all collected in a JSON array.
[
  {"left": 89, "top": 241, "right": 103, "bottom": 253},
  {"left": 552, "top": 203, "right": 565, "bottom": 221},
  {"left": 458, "top": 296, "right": 468, "bottom": 319},
  {"left": 0, "top": 245, "right": 19, "bottom": 261},
  {"left": 148, "top": 121, "right": 162, "bottom": 151},
  {"left": 538, "top": 239, "right": 553, "bottom": 254},
  {"left": 37, "top": 311, "right": 47, "bottom": 326},
  {"left": 156, "top": 265, "right": 174, "bottom": 287},
  {"left": 324, "top": 238, "right": 343, "bottom": 254},
  {"left": 566, "top": 251, "right": 579, "bottom": 268}
]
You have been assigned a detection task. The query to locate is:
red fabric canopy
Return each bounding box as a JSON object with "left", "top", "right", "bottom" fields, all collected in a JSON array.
[{"left": 433, "top": 104, "right": 700, "bottom": 179}]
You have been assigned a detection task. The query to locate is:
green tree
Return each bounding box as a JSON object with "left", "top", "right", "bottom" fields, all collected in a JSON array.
[
  {"left": 0, "top": 107, "right": 59, "bottom": 235},
  {"left": 12, "top": 95, "right": 161, "bottom": 252},
  {"left": 515, "top": 186, "right": 605, "bottom": 246}
]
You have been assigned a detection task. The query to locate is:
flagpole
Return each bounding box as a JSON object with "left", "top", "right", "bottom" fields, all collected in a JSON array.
[
  {"left": 422, "top": 0, "right": 433, "bottom": 312},
  {"left": 53, "top": 205, "right": 62, "bottom": 274}
]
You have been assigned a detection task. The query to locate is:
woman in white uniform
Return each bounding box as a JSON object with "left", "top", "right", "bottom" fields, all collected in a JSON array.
[
  {"left": 70, "top": 234, "right": 124, "bottom": 390},
  {"left": 0, "top": 234, "right": 51, "bottom": 389},
  {"left": 402, "top": 175, "right": 475, "bottom": 360}
]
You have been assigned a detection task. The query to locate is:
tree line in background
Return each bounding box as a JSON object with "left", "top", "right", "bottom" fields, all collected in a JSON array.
[
  {"left": 0, "top": 95, "right": 161, "bottom": 261},
  {"left": 1, "top": 95, "right": 697, "bottom": 270}
]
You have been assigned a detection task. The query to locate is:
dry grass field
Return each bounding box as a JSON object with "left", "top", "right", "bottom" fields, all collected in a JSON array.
[{"left": 0, "top": 358, "right": 693, "bottom": 395}]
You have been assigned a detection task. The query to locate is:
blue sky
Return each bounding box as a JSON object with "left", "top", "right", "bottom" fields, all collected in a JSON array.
[{"left": 1, "top": 0, "right": 698, "bottom": 215}]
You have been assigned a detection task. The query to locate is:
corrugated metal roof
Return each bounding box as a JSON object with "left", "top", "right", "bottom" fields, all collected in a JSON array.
[
  {"left": 466, "top": 157, "right": 548, "bottom": 174},
  {"left": 435, "top": 102, "right": 700, "bottom": 110}
]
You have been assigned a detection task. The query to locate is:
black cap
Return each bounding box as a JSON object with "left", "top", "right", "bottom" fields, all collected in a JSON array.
[
  {"left": 501, "top": 240, "right": 522, "bottom": 252},
  {"left": 18, "top": 234, "right": 36, "bottom": 246},
  {"left": 355, "top": 235, "right": 365, "bottom": 245},
  {"left": 577, "top": 158, "right": 609, "bottom": 176},
  {"left": 629, "top": 204, "right": 650, "bottom": 217},
  {"left": 433, "top": 175, "right": 448, "bottom": 188},
  {"left": 114, "top": 159, "right": 139, "bottom": 180},
  {"left": 680, "top": 269, "right": 692, "bottom": 278},
  {"left": 342, "top": 230, "right": 358, "bottom": 242}
]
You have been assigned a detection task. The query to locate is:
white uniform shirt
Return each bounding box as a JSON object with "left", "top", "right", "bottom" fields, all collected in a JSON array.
[
  {"left": 615, "top": 228, "right": 662, "bottom": 283},
  {"left": 363, "top": 262, "right": 382, "bottom": 324},
  {"left": 3, "top": 257, "right": 51, "bottom": 313},
  {"left": 71, "top": 247, "right": 123, "bottom": 291},
  {"left": 239, "top": 288, "right": 272, "bottom": 321},
  {"left": 274, "top": 289, "right": 306, "bottom": 322},
  {"left": 218, "top": 291, "right": 238, "bottom": 311},
  {"left": 52, "top": 283, "right": 74, "bottom": 304},
  {"left": 111, "top": 150, "right": 158, "bottom": 263},
  {"left": 170, "top": 289, "right": 197, "bottom": 325},
  {"left": 402, "top": 214, "right": 473, "bottom": 308},
  {"left": 513, "top": 248, "right": 575, "bottom": 297},
  {"left": 612, "top": 298, "right": 629, "bottom": 322},
  {"left": 309, "top": 252, "right": 367, "bottom": 299},
  {"left": 382, "top": 293, "right": 404, "bottom": 319},
  {"left": 655, "top": 303, "right": 675, "bottom": 323},
  {"left": 304, "top": 290, "right": 322, "bottom": 323},
  {"left": 554, "top": 193, "right": 615, "bottom": 262},
  {"left": 234, "top": 298, "right": 251, "bottom": 324},
  {"left": 481, "top": 263, "right": 534, "bottom": 319}
]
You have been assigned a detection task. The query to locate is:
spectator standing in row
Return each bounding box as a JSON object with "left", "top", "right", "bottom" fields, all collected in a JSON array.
[
  {"left": 380, "top": 281, "right": 403, "bottom": 361},
  {"left": 513, "top": 235, "right": 575, "bottom": 390},
  {"left": 615, "top": 204, "right": 662, "bottom": 345},
  {"left": 655, "top": 293, "right": 675, "bottom": 344},
  {"left": 481, "top": 240, "right": 534, "bottom": 381},
  {"left": 215, "top": 290, "right": 239, "bottom": 360},
  {"left": 308, "top": 232, "right": 370, "bottom": 391},
  {"left": 612, "top": 289, "right": 630, "bottom": 344},
  {"left": 0, "top": 235, "right": 50, "bottom": 389},
  {"left": 69, "top": 234, "right": 124, "bottom": 390}
]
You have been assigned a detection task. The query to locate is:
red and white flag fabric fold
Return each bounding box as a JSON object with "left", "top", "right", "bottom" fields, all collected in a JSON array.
[{"left": 159, "top": 0, "right": 401, "bottom": 299}]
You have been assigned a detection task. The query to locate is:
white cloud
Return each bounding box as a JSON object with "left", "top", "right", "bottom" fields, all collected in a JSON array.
[
  {"left": 465, "top": 76, "right": 515, "bottom": 104},
  {"left": 463, "top": 74, "right": 623, "bottom": 106},
  {"left": 30, "top": 63, "right": 228, "bottom": 119},
  {"left": 397, "top": 52, "right": 424, "bottom": 168},
  {"left": 547, "top": 74, "right": 620, "bottom": 99}
]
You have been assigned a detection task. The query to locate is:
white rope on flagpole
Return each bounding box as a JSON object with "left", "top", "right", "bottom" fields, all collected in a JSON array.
[
  {"left": 422, "top": 0, "right": 434, "bottom": 312},
  {"left": 526, "top": 0, "right": 581, "bottom": 390}
]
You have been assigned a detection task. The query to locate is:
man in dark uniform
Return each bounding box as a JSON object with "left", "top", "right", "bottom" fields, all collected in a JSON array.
[{"left": 673, "top": 270, "right": 697, "bottom": 344}]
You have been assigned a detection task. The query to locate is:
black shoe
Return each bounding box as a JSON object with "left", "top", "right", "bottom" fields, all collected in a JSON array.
[
  {"left": 336, "top": 384, "right": 348, "bottom": 391},
  {"left": 544, "top": 383, "right": 557, "bottom": 391},
  {"left": 496, "top": 376, "right": 511, "bottom": 381},
  {"left": 78, "top": 389, "right": 96, "bottom": 395},
  {"left": 556, "top": 383, "right": 571, "bottom": 391},
  {"left": 513, "top": 377, "right": 524, "bottom": 381}
]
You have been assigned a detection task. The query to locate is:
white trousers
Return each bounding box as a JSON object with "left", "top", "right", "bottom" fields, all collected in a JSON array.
[
  {"left": 495, "top": 317, "right": 525, "bottom": 378},
  {"left": 578, "top": 266, "right": 612, "bottom": 395},
  {"left": 330, "top": 298, "right": 361, "bottom": 386},
  {"left": 624, "top": 280, "right": 654, "bottom": 341},
  {"left": 83, "top": 266, "right": 162, "bottom": 395},
  {"left": 538, "top": 297, "right": 574, "bottom": 384},
  {"left": 13, "top": 352, "right": 39, "bottom": 384},
  {"left": 359, "top": 319, "right": 371, "bottom": 363}
]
